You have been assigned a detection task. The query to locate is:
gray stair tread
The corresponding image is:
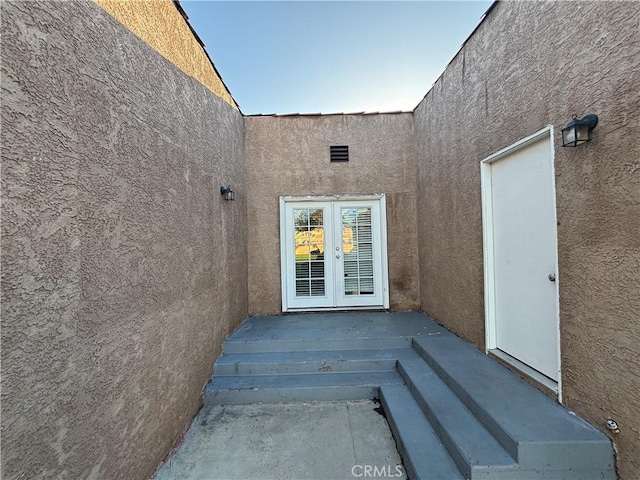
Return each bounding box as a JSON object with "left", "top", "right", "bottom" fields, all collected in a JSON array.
[
  {"left": 380, "top": 384, "right": 463, "bottom": 480},
  {"left": 413, "top": 335, "right": 610, "bottom": 445},
  {"left": 223, "top": 337, "right": 413, "bottom": 353},
  {"left": 398, "top": 351, "right": 516, "bottom": 476},
  {"left": 223, "top": 312, "right": 447, "bottom": 352},
  {"left": 214, "top": 349, "right": 406, "bottom": 375}
]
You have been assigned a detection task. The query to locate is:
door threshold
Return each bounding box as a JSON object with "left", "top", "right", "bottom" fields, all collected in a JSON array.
[
  {"left": 488, "top": 349, "right": 558, "bottom": 399},
  {"left": 284, "top": 306, "right": 386, "bottom": 313}
]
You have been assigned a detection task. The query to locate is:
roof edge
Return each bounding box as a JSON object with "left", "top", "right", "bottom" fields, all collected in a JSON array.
[
  {"left": 173, "top": 0, "right": 242, "bottom": 112},
  {"left": 412, "top": 0, "right": 499, "bottom": 112},
  {"left": 245, "top": 110, "right": 413, "bottom": 118}
]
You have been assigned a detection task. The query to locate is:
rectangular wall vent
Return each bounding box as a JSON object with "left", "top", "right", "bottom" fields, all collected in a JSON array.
[{"left": 330, "top": 145, "right": 349, "bottom": 162}]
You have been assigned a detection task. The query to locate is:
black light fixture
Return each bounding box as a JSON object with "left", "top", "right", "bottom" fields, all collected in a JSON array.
[
  {"left": 561, "top": 114, "right": 598, "bottom": 147},
  {"left": 220, "top": 185, "right": 235, "bottom": 201}
]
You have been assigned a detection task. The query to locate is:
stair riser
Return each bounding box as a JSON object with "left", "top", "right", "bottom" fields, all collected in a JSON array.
[
  {"left": 517, "top": 442, "right": 615, "bottom": 472},
  {"left": 457, "top": 468, "right": 616, "bottom": 480},
  {"left": 204, "top": 385, "right": 379, "bottom": 405},
  {"left": 214, "top": 359, "right": 398, "bottom": 376},
  {"left": 223, "top": 337, "right": 413, "bottom": 354}
]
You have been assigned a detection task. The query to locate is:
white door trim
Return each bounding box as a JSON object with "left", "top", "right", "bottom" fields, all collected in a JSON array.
[
  {"left": 279, "top": 194, "right": 389, "bottom": 312},
  {"left": 480, "top": 126, "right": 562, "bottom": 401}
]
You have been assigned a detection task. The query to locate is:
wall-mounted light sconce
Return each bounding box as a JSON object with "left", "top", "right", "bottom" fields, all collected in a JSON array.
[
  {"left": 220, "top": 185, "right": 235, "bottom": 201},
  {"left": 561, "top": 114, "right": 598, "bottom": 147}
]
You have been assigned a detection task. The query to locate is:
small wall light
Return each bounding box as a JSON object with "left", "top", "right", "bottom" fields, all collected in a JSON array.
[
  {"left": 605, "top": 419, "right": 620, "bottom": 434},
  {"left": 561, "top": 113, "right": 598, "bottom": 147},
  {"left": 220, "top": 185, "right": 235, "bottom": 201}
]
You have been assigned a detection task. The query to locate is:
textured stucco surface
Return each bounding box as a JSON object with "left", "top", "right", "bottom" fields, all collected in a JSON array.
[
  {"left": 95, "top": 0, "right": 237, "bottom": 109},
  {"left": 414, "top": 2, "right": 640, "bottom": 478},
  {"left": 245, "top": 114, "right": 419, "bottom": 315},
  {"left": 1, "top": 2, "right": 247, "bottom": 479}
]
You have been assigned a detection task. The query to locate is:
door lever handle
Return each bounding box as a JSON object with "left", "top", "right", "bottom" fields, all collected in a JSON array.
[{"left": 548, "top": 274, "right": 556, "bottom": 282}]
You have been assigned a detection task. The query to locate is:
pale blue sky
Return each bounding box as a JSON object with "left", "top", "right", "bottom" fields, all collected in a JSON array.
[{"left": 181, "top": 1, "right": 492, "bottom": 114}]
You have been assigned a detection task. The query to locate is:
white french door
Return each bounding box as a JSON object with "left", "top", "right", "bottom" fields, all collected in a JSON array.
[{"left": 280, "top": 196, "right": 389, "bottom": 311}]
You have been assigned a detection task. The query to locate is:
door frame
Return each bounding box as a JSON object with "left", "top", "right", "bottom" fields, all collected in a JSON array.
[
  {"left": 480, "top": 126, "right": 562, "bottom": 400},
  {"left": 279, "top": 194, "right": 390, "bottom": 312}
]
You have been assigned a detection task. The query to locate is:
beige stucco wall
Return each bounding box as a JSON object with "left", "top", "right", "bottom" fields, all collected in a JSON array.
[
  {"left": 1, "top": 2, "right": 247, "bottom": 479},
  {"left": 414, "top": 1, "right": 640, "bottom": 478},
  {"left": 245, "top": 114, "right": 419, "bottom": 315},
  {"left": 95, "top": 0, "right": 237, "bottom": 109}
]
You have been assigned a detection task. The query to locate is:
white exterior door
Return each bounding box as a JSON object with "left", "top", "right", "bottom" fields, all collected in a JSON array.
[
  {"left": 281, "top": 196, "right": 389, "bottom": 311},
  {"left": 482, "top": 128, "right": 560, "bottom": 383}
]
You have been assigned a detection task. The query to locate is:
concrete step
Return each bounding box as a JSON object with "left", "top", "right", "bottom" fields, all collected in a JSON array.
[
  {"left": 380, "top": 384, "right": 463, "bottom": 480},
  {"left": 214, "top": 349, "right": 404, "bottom": 376},
  {"left": 397, "top": 351, "right": 517, "bottom": 479},
  {"left": 204, "top": 371, "right": 402, "bottom": 405},
  {"left": 412, "top": 335, "right": 615, "bottom": 477},
  {"left": 204, "top": 313, "right": 615, "bottom": 479},
  {"left": 221, "top": 312, "right": 446, "bottom": 354}
]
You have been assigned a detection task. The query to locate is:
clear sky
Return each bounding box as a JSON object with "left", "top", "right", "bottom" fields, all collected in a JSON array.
[{"left": 181, "top": 1, "right": 493, "bottom": 115}]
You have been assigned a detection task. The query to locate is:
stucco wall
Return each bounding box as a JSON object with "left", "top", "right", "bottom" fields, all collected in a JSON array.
[
  {"left": 245, "top": 114, "right": 419, "bottom": 315},
  {"left": 1, "top": 2, "right": 247, "bottom": 479},
  {"left": 414, "top": 1, "right": 640, "bottom": 478},
  {"left": 95, "top": 0, "right": 237, "bottom": 109}
]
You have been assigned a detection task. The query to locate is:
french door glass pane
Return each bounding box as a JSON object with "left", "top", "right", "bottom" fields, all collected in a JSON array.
[
  {"left": 293, "top": 208, "right": 326, "bottom": 297},
  {"left": 341, "top": 207, "right": 375, "bottom": 296}
]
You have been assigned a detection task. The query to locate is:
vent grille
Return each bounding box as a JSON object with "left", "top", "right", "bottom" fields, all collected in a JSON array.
[{"left": 330, "top": 145, "right": 349, "bottom": 162}]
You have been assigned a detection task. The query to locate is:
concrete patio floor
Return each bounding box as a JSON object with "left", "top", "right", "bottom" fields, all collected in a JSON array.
[{"left": 154, "top": 400, "right": 406, "bottom": 480}]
